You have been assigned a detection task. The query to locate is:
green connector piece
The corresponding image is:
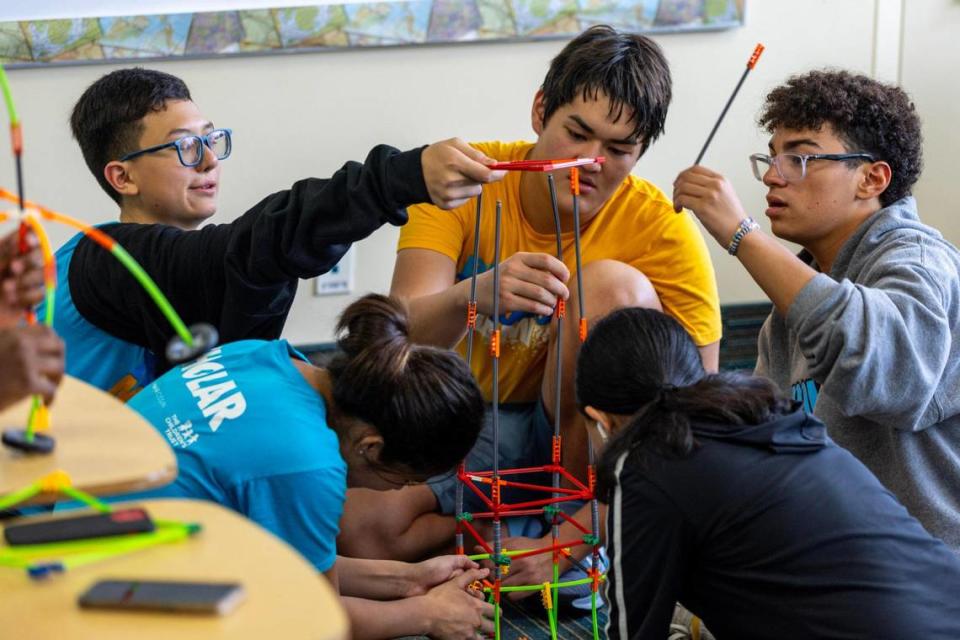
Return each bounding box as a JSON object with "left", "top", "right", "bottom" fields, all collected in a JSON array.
[
  {"left": 583, "top": 534, "right": 600, "bottom": 545},
  {"left": 456, "top": 512, "right": 473, "bottom": 523},
  {"left": 493, "top": 554, "right": 512, "bottom": 566}
]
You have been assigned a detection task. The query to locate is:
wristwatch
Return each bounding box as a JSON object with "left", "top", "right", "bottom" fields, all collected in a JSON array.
[{"left": 727, "top": 217, "right": 760, "bottom": 256}]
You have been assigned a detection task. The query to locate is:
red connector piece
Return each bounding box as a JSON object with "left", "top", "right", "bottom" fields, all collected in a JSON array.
[
  {"left": 552, "top": 435, "right": 562, "bottom": 465},
  {"left": 466, "top": 300, "right": 478, "bottom": 329},
  {"left": 555, "top": 298, "right": 566, "bottom": 319},
  {"left": 488, "top": 157, "right": 605, "bottom": 172}
]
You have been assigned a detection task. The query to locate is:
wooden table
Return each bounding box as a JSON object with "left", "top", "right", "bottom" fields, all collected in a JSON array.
[
  {"left": 0, "top": 375, "right": 176, "bottom": 504},
  {"left": 0, "top": 498, "right": 349, "bottom": 640}
]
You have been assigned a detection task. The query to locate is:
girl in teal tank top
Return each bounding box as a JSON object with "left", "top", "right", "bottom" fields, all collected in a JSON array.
[{"left": 128, "top": 294, "right": 484, "bottom": 575}]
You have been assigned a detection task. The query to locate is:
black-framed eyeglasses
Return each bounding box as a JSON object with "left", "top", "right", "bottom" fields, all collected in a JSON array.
[
  {"left": 749, "top": 152, "right": 875, "bottom": 183},
  {"left": 119, "top": 128, "right": 232, "bottom": 167}
]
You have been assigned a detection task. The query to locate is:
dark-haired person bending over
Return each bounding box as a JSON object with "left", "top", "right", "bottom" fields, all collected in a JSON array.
[
  {"left": 576, "top": 307, "right": 960, "bottom": 640},
  {"left": 673, "top": 70, "right": 960, "bottom": 551},
  {"left": 121, "top": 295, "right": 492, "bottom": 639}
]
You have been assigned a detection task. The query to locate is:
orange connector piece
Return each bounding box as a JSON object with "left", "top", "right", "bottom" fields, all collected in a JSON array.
[
  {"left": 589, "top": 567, "right": 602, "bottom": 592},
  {"left": 578, "top": 318, "right": 588, "bottom": 342},
  {"left": 556, "top": 298, "right": 566, "bottom": 319},
  {"left": 10, "top": 124, "right": 22, "bottom": 155},
  {"left": 491, "top": 478, "right": 500, "bottom": 503},
  {"left": 466, "top": 301, "right": 478, "bottom": 329},
  {"left": 588, "top": 465, "right": 596, "bottom": 492},
  {"left": 569, "top": 167, "right": 580, "bottom": 196},
  {"left": 747, "top": 43, "right": 765, "bottom": 69},
  {"left": 489, "top": 329, "right": 501, "bottom": 358}
]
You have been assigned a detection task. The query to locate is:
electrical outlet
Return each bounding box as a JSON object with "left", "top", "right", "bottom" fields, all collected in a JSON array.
[{"left": 314, "top": 247, "right": 355, "bottom": 296}]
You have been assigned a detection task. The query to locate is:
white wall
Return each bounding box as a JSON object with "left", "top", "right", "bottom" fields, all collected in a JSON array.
[
  {"left": 901, "top": 0, "right": 960, "bottom": 235},
  {"left": 1, "top": 0, "right": 956, "bottom": 344}
]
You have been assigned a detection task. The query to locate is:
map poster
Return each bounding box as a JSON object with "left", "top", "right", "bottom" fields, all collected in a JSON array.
[{"left": 1, "top": 0, "right": 744, "bottom": 68}]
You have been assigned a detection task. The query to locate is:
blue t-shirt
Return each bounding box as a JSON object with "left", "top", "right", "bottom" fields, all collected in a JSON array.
[
  {"left": 39, "top": 230, "right": 156, "bottom": 399},
  {"left": 126, "top": 339, "right": 347, "bottom": 572}
]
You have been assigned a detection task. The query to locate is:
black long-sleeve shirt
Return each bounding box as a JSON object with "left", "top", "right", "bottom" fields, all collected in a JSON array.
[
  {"left": 61, "top": 144, "right": 427, "bottom": 381},
  {"left": 605, "top": 409, "right": 960, "bottom": 639}
]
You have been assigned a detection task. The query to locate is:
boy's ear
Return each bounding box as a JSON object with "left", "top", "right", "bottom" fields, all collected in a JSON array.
[
  {"left": 531, "top": 90, "right": 547, "bottom": 136},
  {"left": 103, "top": 160, "right": 139, "bottom": 198},
  {"left": 857, "top": 160, "right": 892, "bottom": 202}
]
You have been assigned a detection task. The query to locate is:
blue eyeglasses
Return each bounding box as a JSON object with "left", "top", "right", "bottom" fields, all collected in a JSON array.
[{"left": 120, "top": 128, "right": 232, "bottom": 167}]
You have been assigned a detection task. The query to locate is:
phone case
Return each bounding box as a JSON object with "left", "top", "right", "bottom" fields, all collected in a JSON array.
[
  {"left": 78, "top": 579, "right": 246, "bottom": 615},
  {"left": 3, "top": 508, "right": 155, "bottom": 545}
]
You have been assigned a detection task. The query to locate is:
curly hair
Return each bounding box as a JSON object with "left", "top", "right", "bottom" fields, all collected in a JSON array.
[{"left": 758, "top": 70, "right": 922, "bottom": 207}]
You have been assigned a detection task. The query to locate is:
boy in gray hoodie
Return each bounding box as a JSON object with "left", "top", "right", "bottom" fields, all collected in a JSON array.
[{"left": 672, "top": 70, "right": 960, "bottom": 551}]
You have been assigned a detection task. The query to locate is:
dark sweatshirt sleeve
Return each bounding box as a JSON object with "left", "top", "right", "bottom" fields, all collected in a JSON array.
[{"left": 69, "top": 144, "right": 429, "bottom": 365}]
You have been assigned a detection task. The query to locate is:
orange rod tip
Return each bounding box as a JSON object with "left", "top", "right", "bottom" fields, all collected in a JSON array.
[{"left": 747, "top": 43, "right": 765, "bottom": 69}]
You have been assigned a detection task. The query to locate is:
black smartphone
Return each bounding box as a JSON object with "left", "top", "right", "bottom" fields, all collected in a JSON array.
[
  {"left": 78, "top": 579, "right": 246, "bottom": 615},
  {"left": 3, "top": 508, "right": 155, "bottom": 546}
]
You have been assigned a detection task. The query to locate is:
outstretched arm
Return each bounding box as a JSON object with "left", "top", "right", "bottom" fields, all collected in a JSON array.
[{"left": 68, "top": 141, "right": 501, "bottom": 364}]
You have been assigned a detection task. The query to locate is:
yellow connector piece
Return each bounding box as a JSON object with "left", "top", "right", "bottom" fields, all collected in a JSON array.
[
  {"left": 31, "top": 403, "right": 51, "bottom": 432},
  {"left": 38, "top": 469, "right": 72, "bottom": 493},
  {"left": 540, "top": 582, "right": 553, "bottom": 610}
]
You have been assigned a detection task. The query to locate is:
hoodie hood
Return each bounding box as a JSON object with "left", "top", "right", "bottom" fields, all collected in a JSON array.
[
  {"left": 692, "top": 407, "right": 827, "bottom": 454},
  {"left": 796, "top": 196, "right": 934, "bottom": 276}
]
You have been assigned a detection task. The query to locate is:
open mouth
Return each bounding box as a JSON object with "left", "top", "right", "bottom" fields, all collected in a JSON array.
[{"left": 765, "top": 194, "right": 787, "bottom": 216}]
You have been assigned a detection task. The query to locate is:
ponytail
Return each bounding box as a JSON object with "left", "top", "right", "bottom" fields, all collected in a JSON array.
[
  {"left": 576, "top": 307, "right": 793, "bottom": 501},
  {"left": 594, "top": 373, "right": 793, "bottom": 497},
  {"left": 329, "top": 294, "right": 484, "bottom": 478}
]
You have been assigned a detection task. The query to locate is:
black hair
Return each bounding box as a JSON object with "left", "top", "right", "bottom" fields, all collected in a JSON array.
[
  {"left": 328, "top": 294, "right": 484, "bottom": 479},
  {"left": 540, "top": 24, "right": 672, "bottom": 152},
  {"left": 575, "top": 307, "right": 793, "bottom": 499},
  {"left": 759, "top": 69, "right": 923, "bottom": 207},
  {"left": 70, "top": 68, "right": 192, "bottom": 204}
]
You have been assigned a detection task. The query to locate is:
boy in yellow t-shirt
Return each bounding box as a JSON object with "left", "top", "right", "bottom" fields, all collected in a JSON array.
[{"left": 339, "top": 26, "right": 721, "bottom": 599}]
